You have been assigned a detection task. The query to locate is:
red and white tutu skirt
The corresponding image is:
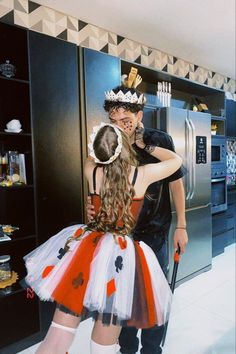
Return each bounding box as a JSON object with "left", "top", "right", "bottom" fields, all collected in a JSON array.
[{"left": 24, "top": 225, "right": 172, "bottom": 329}]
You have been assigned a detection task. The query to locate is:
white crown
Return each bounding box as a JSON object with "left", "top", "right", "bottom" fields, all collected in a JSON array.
[{"left": 105, "top": 90, "right": 144, "bottom": 104}]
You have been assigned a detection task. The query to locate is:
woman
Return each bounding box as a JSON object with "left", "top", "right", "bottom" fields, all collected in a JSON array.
[{"left": 24, "top": 122, "right": 182, "bottom": 354}]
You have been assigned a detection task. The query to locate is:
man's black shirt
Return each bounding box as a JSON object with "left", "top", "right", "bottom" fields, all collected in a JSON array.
[{"left": 132, "top": 128, "right": 184, "bottom": 249}]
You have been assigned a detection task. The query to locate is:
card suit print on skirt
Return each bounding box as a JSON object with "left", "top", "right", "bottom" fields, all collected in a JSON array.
[
  {"left": 118, "top": 236, "right": 127, "bottom": 249},
  {"left": 115, "top": 256, "right": 123, "bottom": 273},
  {"left": 72, "top": 272, "right": 84, "bottom": 289},
  {"left": 74, "top": 228, "right": 83, "bottom": 238},
  {"left": 107, "top": 278, "right": 116, "bottom": 297},
  {"left": 42, "top": 265, "right": 55, "bottom": 278},
  {"left": 57, "top": 247, "right": 69, "bottom": 259}
]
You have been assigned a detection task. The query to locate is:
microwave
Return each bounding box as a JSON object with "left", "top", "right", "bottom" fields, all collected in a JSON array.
[{"left": 211, "top": 136, "right": 226, "bottom": 164}]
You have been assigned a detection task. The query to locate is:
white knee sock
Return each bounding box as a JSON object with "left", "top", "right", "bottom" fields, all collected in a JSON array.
[
  {"left": 36, "top": 321, "right": 77, "bottom": 354},
  {"left": 90, "top": 339, "right": 117, "bottom": 354}
]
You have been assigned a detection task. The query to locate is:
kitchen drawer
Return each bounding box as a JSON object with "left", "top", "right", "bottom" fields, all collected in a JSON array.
[
  {"left": 226, "top": 228, "right": 235, "bottom": 247},
  {"left": 212, "top": 212, "right": 227, "bottom": 236},
  {"left": 227, "top": 215, "right": 235, "bottom": 230},
  {"left": 212, "top": 231, "right": 227, "bottom": 257}
]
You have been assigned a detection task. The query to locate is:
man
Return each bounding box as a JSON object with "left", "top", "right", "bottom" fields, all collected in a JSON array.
[{"left": 87, "top": 85, "right": 188, "bottom": 354}]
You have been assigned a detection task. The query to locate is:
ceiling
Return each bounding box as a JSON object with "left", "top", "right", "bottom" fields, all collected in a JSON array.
[{"left": 36, "top": 0, "right": 236, "bottom": 79}]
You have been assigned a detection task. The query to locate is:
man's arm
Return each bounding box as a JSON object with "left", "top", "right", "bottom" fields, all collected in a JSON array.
[{"left": 169, "top": 178, "right": 188, "bottom": 254}]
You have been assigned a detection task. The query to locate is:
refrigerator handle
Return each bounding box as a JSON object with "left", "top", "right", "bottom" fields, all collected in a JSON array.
[
  {"left": 189, "top": 118, "right": 196, "bottom": 199},
  {"left": 185, "top": 117, "right": 192, "bottom": 200}
]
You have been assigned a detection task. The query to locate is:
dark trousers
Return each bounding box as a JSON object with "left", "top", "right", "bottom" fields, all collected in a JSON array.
[{"left": 119, "top": 240, "right": 168, "bottom": 354}]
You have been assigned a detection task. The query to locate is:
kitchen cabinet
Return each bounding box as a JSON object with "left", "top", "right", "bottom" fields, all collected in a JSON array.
[
  {"left": 226, "top": 99, "right": 236, "bottom": 138},
  {"left": 0, "top": 22, "right": 83, "bottom": 353}
]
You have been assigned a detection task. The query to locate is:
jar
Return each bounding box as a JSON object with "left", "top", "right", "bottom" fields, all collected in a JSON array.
[
  {"left": 0, "top": 255, "right": 12, "bottom": 282},
  {"left": 0, "top": 60, "right": 16, "bottom": 78}
]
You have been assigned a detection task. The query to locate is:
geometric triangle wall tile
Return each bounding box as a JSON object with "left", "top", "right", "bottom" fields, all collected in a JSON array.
[
  {"left": 78, "top": 20, "right": 88, "bottom": 31},
  {"left": 133, "top": 47, "right": 142, "bottom": 59},
  {"left": 14, "top": 0, "right": 28, "bottom": 13},
  {"left": 118, "top": 49, "right": 127, "bottom": 60},
  {"left": 43, "top": 6, "right": 56, "bottom": 22},
  {"left": 88, "top": 24, "right": 100, "bottom": 38},
  {"left": 67, "top": 15, "right": 78, "bottom": 31},
  {"left": 134, "top": 55, "right": 141, "bottom": 64},
  {"left": 98, "top": 40, "right": 109, "bottom": 51},
  {"left": 29, "top": 1, "right": 41, "bottom": 14},
  {"left": 141, "top": 54, "right": 149, "bottom": 66},
  {"left": 124, "top": 38, "right": 134, "bottom": 50},
  {"left": 30, "top": 20, "right": 43, "bottom": 33},
  {"left": 56, "top": 28, "right": 67, "bottom": 41},
  {"left": 79, "top": 37, "right": 90, "bottom": 48},
  {"left": 149, "top": 59, "right": 155, "bottom": 68},
  {"left": 29, "top": 6, "right": 44, "bottom": 27},
  {"left": 100, "top": 43, "right": 108, "bottom": 53},
  {"left": 189, "top": 63, "right": 195, "bottom": 72},
  {"left": 1, "top": 0, "right": 14, "bottom": 9},
  {"left": 14, "top": 9, "right": 29, "bottom": 27},
  {"left": 133, "top": 41, "right": 141, "bottom": 51},
  {"left": 141, "top": 45, "right": 148, "bottom": 56},
  {"left": 124, "top": 48, "right": 135, "bottom": 61},
  {"left": 0, "top": 5, "right": 14, "bottom": 19},
  {"left": 67, "top": 29, "right": 79, "bottom": 45},
  {"left": 108, "top": 32, "right": 117, "bottom": 45},
  {"left": 98, "top": 27, "right": 108, "bottom": 40},
  {"left": 168, "top": 55, "right": 174, "bottom": 64},
  {"left": 155, "top": 50, "right": 162, "bottom": 60},
  {"left": 109, "top": 43, "right": 118, "bottom": 56},
  {"left": 42, "top": 19, "right": 55, "bottom": 37},
  {"left": 162, "top": 64, "right": 168, "bottom": 72},
  {"left": 117, "top": 35, "right": 125, "bottom": 45},
  {"left": 54, "top": 13, "right": 67, "bottom": 28},
  {"left": 55, "top": 10, "right": 66, "bottom": 23},
  {"left": 167, "top": 64, "right": 174, "bottom": 75},
  {"left": 55, "top": 25, "right": 67, "bottom": 37},
  {"left": 99, "top": 32, "right": 108, "bottom": 43},
  {"left": 108, "top": 43, "right": 118, "bottom": 56}
]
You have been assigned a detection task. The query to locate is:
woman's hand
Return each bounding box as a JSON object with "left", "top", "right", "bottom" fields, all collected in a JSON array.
[
  {"left": 135, "top": 122, "right": 146, "bottom": 149},
  {"left": 87, "top": 196, "right": 95, "bottom": 221}
]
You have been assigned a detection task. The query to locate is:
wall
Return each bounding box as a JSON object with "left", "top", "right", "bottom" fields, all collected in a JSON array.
[{"left": 0, "top": 0, "right": 235, "bottom": 96}]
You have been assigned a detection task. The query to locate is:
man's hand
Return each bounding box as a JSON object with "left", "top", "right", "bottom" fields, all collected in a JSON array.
[
  {"left": 173, "top": 228, "right": 188, "bottom": 255},
  {"left": 87, "top": 196, "right": 95, "bottom": 221}
]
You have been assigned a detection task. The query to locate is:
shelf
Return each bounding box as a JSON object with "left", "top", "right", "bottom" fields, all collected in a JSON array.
[
  {"left": 0, "top": 184, "right": 34, "bottom": 190},
  {"left": 0, "top": 234, "right": 36, "bottom": 244},
  {"left": 0, "top": 282, "right": 25, "bottom": 298},
  {"left": 0, "top": 131, "right": 31, "bottom": 136},
  {"left": 0, "top": 75, "right": 29, "bottom": 85}
]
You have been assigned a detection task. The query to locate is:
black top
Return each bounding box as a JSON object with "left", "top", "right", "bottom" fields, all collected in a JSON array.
[
  {"left": 92, "top": 166, "right": 138, "bottom": 195},
  {"left": 132, "top": 128, "right": 185, "bottom": 249}
]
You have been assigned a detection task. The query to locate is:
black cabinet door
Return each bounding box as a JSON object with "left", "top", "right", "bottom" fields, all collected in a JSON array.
[
  {"left": 29, "top": 31, "right": 83, "bottom": 244},
  {"left": 226, "top": 99, "right": 236, "bottom": 137},
  {"left": 82, "top": 48, "right": 121, "bottom": 138}
]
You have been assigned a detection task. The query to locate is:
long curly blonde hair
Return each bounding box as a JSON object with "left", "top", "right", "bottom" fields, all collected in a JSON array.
[{"left": 91, "top": 125, "right": 138, "bottom": 235}]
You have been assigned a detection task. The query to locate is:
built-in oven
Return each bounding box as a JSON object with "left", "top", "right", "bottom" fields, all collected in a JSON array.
[
  {"left": 211, "top": 136, "right": 227, "bottom": 214},
  {"left": 211, "top": 136, "right": 226, "bottom": 166},
  {"left": 211, "top": 177, "right": 227, "bottom": 214}
]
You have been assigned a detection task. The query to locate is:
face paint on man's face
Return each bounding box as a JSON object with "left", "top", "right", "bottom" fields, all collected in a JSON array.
[{"left": 109, "top": 108, "right": 139, "bottom": 137}]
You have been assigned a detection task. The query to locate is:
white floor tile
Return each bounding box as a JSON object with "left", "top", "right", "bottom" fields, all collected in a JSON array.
[
  {"left": 162, "top": 303, "right": 235, "bottom": 354},
  {"left": 193, "top": 279, "right": 235, "bottom": 323}
]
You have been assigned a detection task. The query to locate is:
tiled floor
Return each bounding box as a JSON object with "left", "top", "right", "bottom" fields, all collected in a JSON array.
[{"left": 18, "top": 243, "right": 235, "bottom": 354}]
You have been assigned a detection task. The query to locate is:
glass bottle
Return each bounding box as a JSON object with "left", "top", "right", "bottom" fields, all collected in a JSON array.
[{"left": 0, "top": 255, "right": 12, "bottom": 282}]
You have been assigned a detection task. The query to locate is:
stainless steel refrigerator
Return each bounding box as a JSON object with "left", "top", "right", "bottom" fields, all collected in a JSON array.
[{"left": 157, "top": 107, "right": 212, "bottom": 284}]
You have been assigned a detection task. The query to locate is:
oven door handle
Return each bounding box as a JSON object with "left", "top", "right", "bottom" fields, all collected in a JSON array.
[{"left": 211, "top": 178, "right": 226, "bottom": 182}]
